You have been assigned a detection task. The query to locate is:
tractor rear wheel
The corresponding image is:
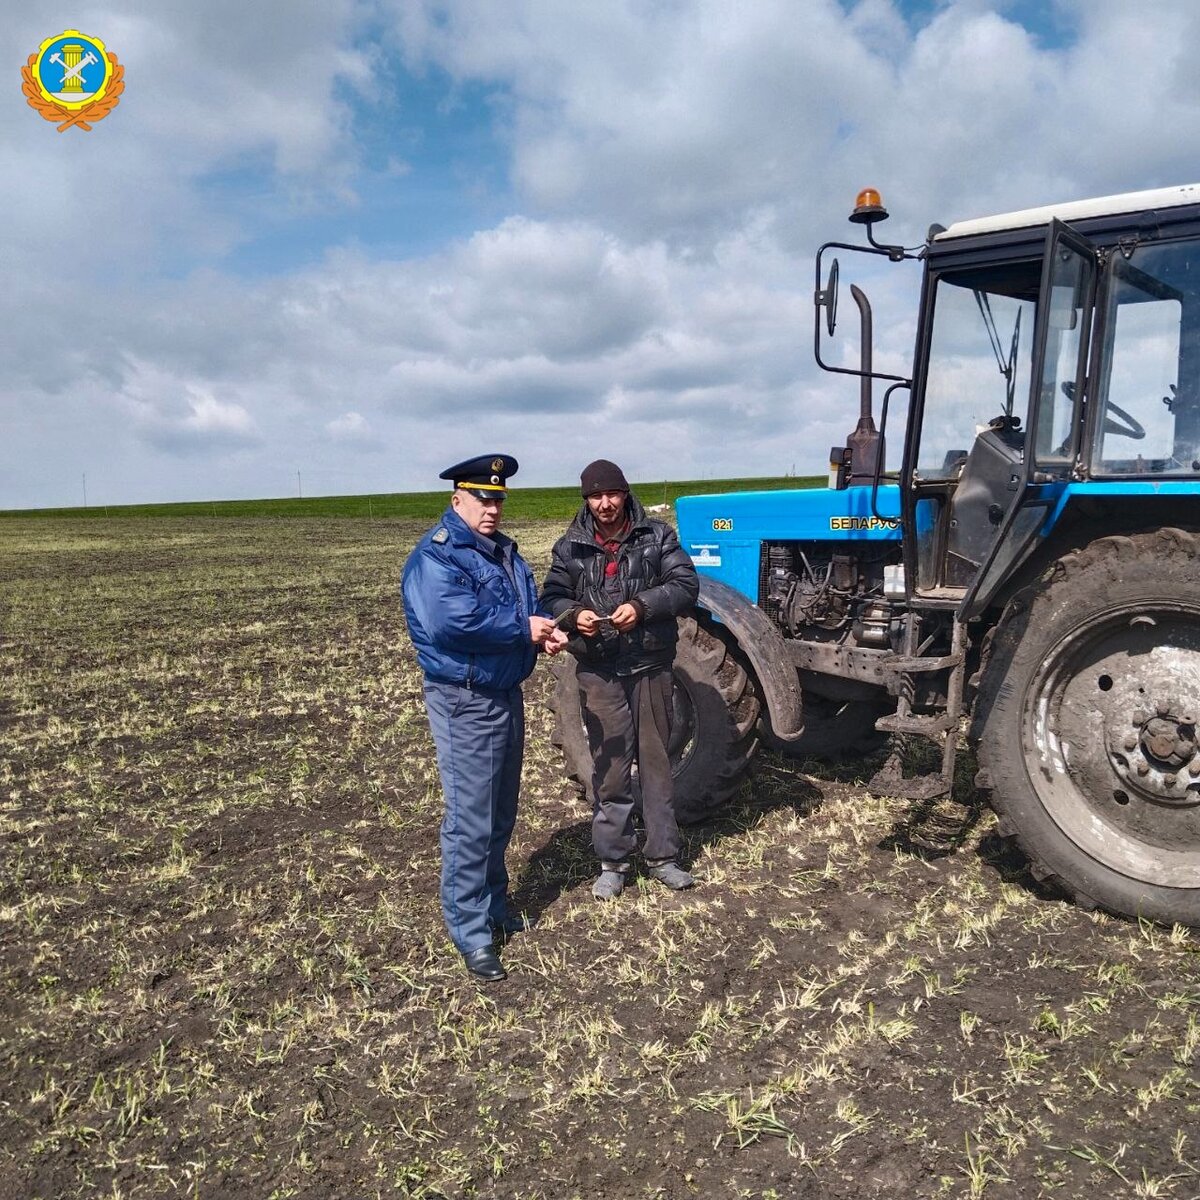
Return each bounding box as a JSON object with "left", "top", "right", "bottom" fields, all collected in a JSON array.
[
  {"left": 974, "top": 529, "right": 1200, "bottom": 925},
  {"left": 551, "top": 615, "right": 760, "bottom": 824}
]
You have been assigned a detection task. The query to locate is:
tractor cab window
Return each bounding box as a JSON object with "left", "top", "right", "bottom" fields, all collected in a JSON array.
[
  {"left": 912, "top": 261, "right": 1040, "bottom": 589},
  {"left": 918, "top": 262, "right": 1038, "bottom": 481},
  {"left": 1093, "top": 240, "right": 1200, "bottom": 475},
  {"left": 1031, "top": 244, "right": 1092, "bottom": 469}
]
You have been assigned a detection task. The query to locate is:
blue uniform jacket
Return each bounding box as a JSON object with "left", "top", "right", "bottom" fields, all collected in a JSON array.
[{"left": 401, "top": 507, "right": 544, "bottom": 691}]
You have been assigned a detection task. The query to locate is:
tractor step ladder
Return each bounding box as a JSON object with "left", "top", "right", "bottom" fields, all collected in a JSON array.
[{"left": 868, "top": 619, "right": 969, "bottom": 801}]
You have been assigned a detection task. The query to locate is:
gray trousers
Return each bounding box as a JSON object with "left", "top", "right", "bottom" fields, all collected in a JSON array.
[
  {"left": 577, "top": 664, "right": 682, "bottom": 867},
  {"left": 423, "top": 680, "right": 523, "bottom": 953}
]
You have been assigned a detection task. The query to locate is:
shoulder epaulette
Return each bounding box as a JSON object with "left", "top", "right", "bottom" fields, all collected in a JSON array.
[{"left": 431, "top": 527, "right": 449, "bottom": 544}]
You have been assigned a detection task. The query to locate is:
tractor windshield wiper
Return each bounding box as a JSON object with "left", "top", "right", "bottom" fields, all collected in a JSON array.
[{"left": 974, "top": 290, "right": 1022, "bottom": 418}]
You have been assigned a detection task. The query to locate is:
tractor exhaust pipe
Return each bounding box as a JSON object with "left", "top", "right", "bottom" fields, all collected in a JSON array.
[
  {"left": 853, "top": 283, "right": 873, "bottom": 422},
  {"left": 844, "top": 284, "right": 882, "bottom": 487}
]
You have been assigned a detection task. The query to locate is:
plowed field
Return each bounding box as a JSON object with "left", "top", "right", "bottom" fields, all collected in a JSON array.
[{"left": 3, "top": 519, "right": 1199, "bottom": 1199}]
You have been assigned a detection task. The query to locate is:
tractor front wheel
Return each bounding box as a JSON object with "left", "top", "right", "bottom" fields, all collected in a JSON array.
[{"left": 974, "top": 529, "right": 1200, "bottom": 925}]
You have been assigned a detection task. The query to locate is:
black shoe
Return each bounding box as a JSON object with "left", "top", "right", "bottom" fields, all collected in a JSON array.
[{"left": 462, "top": 946, "right": 506, "bottom": 981}]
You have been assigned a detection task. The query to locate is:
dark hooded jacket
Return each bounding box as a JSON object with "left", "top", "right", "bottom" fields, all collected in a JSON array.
[{"left": 540, "top": 493, "right": 699, "bottom": 675}]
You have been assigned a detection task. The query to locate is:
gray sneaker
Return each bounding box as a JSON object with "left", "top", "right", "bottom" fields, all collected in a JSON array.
[
  {"left": 648, "top": 862, "right": 695, "bottom": 890},
  {"left": 592, "top": 870, "right": 626, "bottom": 901}
]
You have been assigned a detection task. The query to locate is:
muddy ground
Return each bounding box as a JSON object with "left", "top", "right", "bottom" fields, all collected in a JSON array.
[{"left": 2, "top": 518, "right": 1199, "bottom": 1200}]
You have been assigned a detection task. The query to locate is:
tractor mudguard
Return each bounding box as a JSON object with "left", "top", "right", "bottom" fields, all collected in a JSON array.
[{"left": 695, "top": 576, "right": 805, "bottom": 742}]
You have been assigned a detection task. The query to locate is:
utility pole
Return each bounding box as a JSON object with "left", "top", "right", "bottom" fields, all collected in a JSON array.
[
  {"left": 297, "top": 470, "right": 302, "bottom": 499},
  {"left": 82, "top": 472, "right": 88, "bottom": 508}
]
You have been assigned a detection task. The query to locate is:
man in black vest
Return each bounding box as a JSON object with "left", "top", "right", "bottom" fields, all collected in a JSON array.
[{"left": 541, "top": 460, "right": 699, "bottom": 899}]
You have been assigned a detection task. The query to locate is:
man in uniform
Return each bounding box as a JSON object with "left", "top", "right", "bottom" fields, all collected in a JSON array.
[
  {"left": 540, "top": 459, "right": 699, "bottom": 901},
  {"left": 402, "top": 454, "right": 566, "bottom": 981}
]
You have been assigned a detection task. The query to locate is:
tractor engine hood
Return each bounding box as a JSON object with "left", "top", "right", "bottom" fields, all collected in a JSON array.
[{"left": 675, "top": 484, "right": 901, "bottom": 603}]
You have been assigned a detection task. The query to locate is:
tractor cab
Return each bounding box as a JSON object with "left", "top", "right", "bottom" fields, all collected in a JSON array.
[{"left": 819, "top": 185, "right": 1200, "bottom": 620}]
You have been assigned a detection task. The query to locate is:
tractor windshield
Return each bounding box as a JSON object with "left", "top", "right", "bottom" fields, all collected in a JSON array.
[
  {"left": 1092, "top": 238, "right": 1200, "bottom": 475},
  {"left": 918, "top": 262, "right": 1039, "bottom": 480}
]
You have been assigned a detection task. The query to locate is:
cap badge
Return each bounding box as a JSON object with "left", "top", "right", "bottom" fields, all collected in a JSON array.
[{"left": 491, "top": 458, "right": 504, "bottom": 472}]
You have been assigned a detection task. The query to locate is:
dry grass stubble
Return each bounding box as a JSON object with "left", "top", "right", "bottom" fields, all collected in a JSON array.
[{"left": 2, "top": 518, "right": 1199, "bottom": 1199}]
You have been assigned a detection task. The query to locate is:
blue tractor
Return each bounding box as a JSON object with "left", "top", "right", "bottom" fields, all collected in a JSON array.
[{"left": 554, "top": 184, "right": 1200, "bottom": 925}]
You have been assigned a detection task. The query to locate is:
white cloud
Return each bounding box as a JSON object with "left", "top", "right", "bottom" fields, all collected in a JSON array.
[
  {"left": 327, "top": 411, "right": 368, "bottom": 436},
  {"left": 180, "top": 391, "right": 256, "bottom": 437},
  {"left": 1, "top": 2, "right": 371, "bottom": 280},
  {"left": 386, "top": 0, "right": 1200, "bottom": 242},
  {"left": 111, "top": 360, "right": 261, "bottom": 455},
  {"left": 6, "top": 1, "right": 1200, "bottom": 506},
  {"left": 326, "top": 410, "right": 382, "bottom": 451}
]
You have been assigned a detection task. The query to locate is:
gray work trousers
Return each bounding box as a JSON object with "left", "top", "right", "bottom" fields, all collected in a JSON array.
[
  {"left": 576, "top": 664, "right": 682, "bottom": 867},
  {"left": 423, "top": 679, "right": 523, "bottom": 954}
]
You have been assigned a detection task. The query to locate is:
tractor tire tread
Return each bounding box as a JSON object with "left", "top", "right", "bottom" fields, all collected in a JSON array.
[{"left": 975, "top": 526, "right": 1200, "bottom": 925}]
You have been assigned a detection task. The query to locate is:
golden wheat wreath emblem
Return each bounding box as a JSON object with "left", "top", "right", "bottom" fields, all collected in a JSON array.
[{"left": 22, "top": 29, "right": 123, "bottom": 131}]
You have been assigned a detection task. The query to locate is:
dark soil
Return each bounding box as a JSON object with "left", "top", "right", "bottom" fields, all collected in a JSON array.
[{"left": 2, "top": 518, "right": 1199, "bottom": 1200}]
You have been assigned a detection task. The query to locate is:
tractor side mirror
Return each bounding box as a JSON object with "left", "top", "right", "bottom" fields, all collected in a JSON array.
[{"left": 816, "top": 258, "right": 839, "bottom": 337}]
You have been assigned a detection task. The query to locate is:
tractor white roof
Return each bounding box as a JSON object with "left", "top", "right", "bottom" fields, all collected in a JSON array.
[{"left": 935, "top": 183, "right": 1200, "bottom": 241}]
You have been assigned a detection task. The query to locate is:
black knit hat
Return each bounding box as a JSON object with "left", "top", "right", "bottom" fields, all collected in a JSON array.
[{"left": 580, "top": 459, "right": 629, "bottom": 496}]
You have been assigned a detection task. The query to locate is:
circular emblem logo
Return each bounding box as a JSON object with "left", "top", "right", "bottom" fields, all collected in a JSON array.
[
  {"left": 33, "top": 32, "right": 111, "bottom": 108},
  {"left": 22, "top": 30, "right": 123, "bottom": 131}
]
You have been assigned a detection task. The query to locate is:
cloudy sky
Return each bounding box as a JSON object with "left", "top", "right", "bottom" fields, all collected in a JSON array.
[{"left": 4, "top": 0, "right": 1200, "bottom": 508}]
